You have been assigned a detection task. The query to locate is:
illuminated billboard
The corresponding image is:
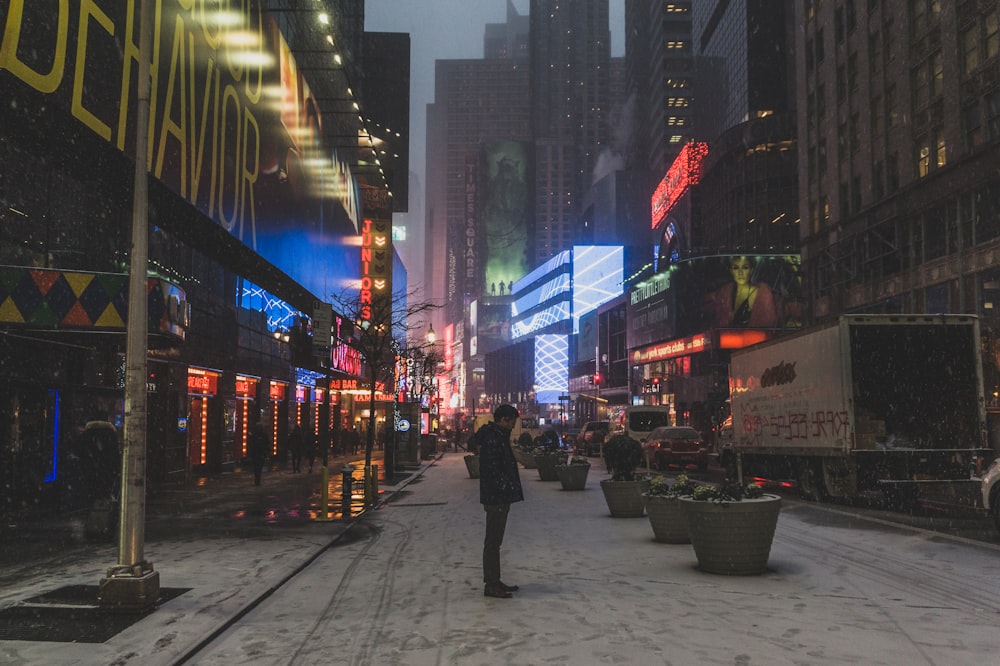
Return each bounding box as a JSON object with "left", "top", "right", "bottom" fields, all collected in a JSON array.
[
  {"left": 651, "top": 142, "right": 708, "bottom": 229},
  {"left": 481, "top": 141, "right": 533, "bottom": 292},
  {"left": 572, "top": 245, "right": 623, "bottom": 331},
  {"left": 0, "top": 2, "right": 363, "bottom": 300},
  {"left": 534, "top": 334, "right": 568, "bottom": 405},
  {"left": 627, "top": 254, "right": 804, "bottom": 347}
]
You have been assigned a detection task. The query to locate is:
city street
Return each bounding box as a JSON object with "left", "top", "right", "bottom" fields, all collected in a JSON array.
[{"left": 2, "top": 452, "right": 999, "bottom": 664}]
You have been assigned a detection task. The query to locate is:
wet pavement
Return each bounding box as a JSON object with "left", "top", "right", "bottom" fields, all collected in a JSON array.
[{"left": 0, "top": 449, "right": 427, "bottom": 590}]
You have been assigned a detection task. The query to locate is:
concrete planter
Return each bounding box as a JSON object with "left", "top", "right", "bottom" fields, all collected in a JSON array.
[
  {"left": 463, "top": 454, "right": 480, "bottom": 479},
  {"left": 599, "top": 479, "right": 650, "bottom": 517},
  {"left": 517, "top": 450, "right": 538, "bottom": 469},
  {"left": 679, "top": 494, "right": 781, "bottom": 575},
  {"left": 555, "top": 463, "right": 590, "bottom": 490},
  {"left": 535, "top": 452, "right": 568, "bottom": 481},
  {"left": 642, "top": 494, "right": 690, "bottom": 543}
]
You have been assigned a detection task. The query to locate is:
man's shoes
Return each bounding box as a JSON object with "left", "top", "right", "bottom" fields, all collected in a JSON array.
[
  {"left": 483, "top": 583, "right": 512, "bottom": 598},
  {"left": 498, "top": 581, "right": 519, "bottom": 592}
]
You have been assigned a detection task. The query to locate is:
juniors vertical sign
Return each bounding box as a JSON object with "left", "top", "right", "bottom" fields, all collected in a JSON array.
[{"left": 360, "top": 217, "right": 391, "bottom": 326}]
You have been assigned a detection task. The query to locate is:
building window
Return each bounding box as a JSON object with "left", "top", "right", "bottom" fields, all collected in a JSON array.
[
  {"left": 872, "top": 95, "right": 884, "bottom": 136},
  {"left": 837, "top": 64, "right": 846, "bottom": 102},
  {"left": 913, "top": 59, "right": 930, "bottom": 108},
  {"left": 965, "top": 102, "right": 984, "bottom": 149},
  {"left": 869, "top": 30, "right": 882, "bottom": 75},
  {"left": 987, "top": 11, "right": 999, "bottom": 60},
  {"left": 987, "top": 91, "right": 1000, "bottom": 140},
  {"left": 818, "top": 138, "right": 827, "bottom": 176},
  {"left": 874, "top": 160, "right": 885, "bottom": 199},
  {"left": 917, "top": 139, "right": 931, "bottom": 177},
  {"left": 931, "top": 51, "right": 943, "bottom": 97},
  {"left": 887, "top": 153, "right": 899, "bottom": 192},
  {"left": 887, "top": 84, "right": 898, "bottom": 126},
  {"left": 962, "top": 26, "right": 980, "bottom": 75},
  {"left": 935, "top": 133, "right": 947, "bottom": 169},
  {"left": 816, "top": 28, "right": 825, "bottom": 64}
]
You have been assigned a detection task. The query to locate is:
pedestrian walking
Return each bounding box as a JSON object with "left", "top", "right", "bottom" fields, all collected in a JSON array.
[
  {"left": 288, "top": 425, "right": 305, "bottom": 472},
  {"left": 477, "top": 403, "right": 524, "bottom": 599},
  {"left": 306, "top": 428, "right": 318, "bottom": 472},
  {"left": 249, "top": 423, "right": 268, "bottom": 486}
]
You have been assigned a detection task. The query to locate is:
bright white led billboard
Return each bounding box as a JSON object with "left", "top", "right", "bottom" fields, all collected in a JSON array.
[{"left": 572, "top": 246, "right": 623, "bottom": 332}]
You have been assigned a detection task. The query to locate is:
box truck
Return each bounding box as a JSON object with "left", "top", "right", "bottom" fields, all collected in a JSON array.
[{"left": 726, "top": 314, "right": 992, "bottom": 506}]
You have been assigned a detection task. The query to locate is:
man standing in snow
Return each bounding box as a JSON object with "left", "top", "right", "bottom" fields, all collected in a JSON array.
[{"left": 477, "top": 403, "right": 524, "bottom": 598}]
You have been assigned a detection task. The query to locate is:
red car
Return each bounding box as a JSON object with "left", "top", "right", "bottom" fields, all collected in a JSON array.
[{"left": 643, "top": 426, "right": 709, "bottom": 472}]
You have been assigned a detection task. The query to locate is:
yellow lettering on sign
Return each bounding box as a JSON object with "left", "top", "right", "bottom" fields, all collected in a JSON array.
[
  {"left": 0, "top": 0, "right": 69, "bottom": 93},
  {"left": 72, "top": 0, "right": 114, "bottom": 141}
]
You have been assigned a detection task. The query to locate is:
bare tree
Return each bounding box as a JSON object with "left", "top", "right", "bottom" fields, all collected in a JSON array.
[{"left": 328, "top": 287, "right": 437, "bottom": 501}]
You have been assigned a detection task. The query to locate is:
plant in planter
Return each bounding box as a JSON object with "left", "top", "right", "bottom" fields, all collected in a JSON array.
[
  {"left": 598, "top": 434, "right": 649, "bottom": 517},
  {"left": 642, "top": 474, "right": 696, "bottom": 543},
  {"left": 679, "top": 480, "right": 781, "bottom": 575},
  {"left": 532, "top": 433, "right": 568, "bottom": 481},
  {"left": 554, "top": 455, "right": 591, "bottom": 490},
  {"left": 514, "top": 432, "right": 537, "bottom": 469}
]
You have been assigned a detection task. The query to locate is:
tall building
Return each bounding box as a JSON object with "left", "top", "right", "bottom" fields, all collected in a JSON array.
[
  {"left": 794, "top": 1, "right": 1000, "bottom": 416},
  {"left": 529, "top": 0, "right": 613, "bottom": 261},
  {"left": 691, "top": 0, "right": 799, "bottom": 255},
  {"left": 624, "top": 1, "right": 696, "bottom": 180},
  {"left": 424, "top": 3, "right": 532, "bottom": 420}
]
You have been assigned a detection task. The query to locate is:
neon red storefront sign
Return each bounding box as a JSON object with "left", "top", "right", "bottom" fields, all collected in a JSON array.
[{"left": 187, "top": 368, "right": 220, "bottom": 396}]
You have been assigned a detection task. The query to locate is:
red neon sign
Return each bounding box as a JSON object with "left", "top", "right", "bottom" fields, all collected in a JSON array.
[
  {"left": 651, "top": 142, "right": 708, "bottom": 229},
  {"left": 187, "top": 368, "right": 220, "bottom": 396}
]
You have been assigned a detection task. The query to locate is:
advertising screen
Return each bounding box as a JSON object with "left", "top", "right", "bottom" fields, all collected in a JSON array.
[
  {"left": 628, "top": 254, "right": 804, "bottom": 346},
  {"left": 480, "top": 141, "right": 533, "bottom": 293}
]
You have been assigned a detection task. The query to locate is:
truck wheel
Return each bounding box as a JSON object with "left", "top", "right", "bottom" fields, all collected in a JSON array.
[{"left": 798, "top": 462, "right": 827, "bottom": 502}]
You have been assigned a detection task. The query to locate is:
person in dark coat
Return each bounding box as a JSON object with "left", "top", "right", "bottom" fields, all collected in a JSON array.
[
  {"left": 478, "top": 403, "right": 524, "bottom": 598},
  {"left": 288, "top": 425, "right": 305, "bottom": 472},
  {"left": 249, "top": 423, "right": 268, "bottom": 486}
]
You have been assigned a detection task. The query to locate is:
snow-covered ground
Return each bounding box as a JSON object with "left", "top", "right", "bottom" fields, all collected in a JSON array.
[{"left": 4, "top": 453, "right": 999, "bottom": 665}]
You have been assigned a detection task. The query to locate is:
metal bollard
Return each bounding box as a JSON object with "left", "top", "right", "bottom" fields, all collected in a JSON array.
[
  {"left": 316, "top": 466, "right": 333, "bottom": 521},
  {"left": 341, "top": 465, "right": 354, "bottom": 517}
]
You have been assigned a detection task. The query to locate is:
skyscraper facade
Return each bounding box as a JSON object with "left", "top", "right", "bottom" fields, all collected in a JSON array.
[{"left": 529, "top": 0, "right": 613, "bottom": 261}]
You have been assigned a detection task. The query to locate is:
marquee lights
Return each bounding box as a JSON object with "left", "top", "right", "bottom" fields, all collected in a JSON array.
[{"left": 651, "top": 141, "right": 709, "bottom": 229}]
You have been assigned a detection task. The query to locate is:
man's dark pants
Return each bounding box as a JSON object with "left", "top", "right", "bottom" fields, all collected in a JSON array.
[{"left": 483, "top": 503, "right": 510, "bottom": 584}]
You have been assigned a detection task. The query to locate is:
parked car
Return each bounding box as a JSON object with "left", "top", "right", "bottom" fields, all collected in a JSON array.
[
  {"left": 642, "top": 426, "right": 709, "bottom": 472},
  {"left": 577, "top": 421, "right": 610, "bottom": 456},
  {"left": 981, "top": 457, "right": 1000, "bottom": 534}
]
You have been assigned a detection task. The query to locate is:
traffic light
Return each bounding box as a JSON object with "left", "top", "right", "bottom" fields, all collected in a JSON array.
[{"left": 593, "top": 372, "right": 602, "bottom": 386}]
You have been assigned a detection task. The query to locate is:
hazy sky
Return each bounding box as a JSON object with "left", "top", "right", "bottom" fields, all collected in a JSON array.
[{"left": 364, "top": 1, "right": 625, "bottom": 290}]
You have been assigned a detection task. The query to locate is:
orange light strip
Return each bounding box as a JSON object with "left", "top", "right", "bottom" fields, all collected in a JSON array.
[
  {"left": 200, "top": 397, "right": 208, "bottom": 464},
  {"left": 241, "top": 400, "right": 249, "bottom": 456}
]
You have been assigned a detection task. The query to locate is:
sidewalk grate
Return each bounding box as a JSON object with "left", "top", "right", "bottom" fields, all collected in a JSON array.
[{"left": 0, "top": 585, "right": 189, "bottom": 643}]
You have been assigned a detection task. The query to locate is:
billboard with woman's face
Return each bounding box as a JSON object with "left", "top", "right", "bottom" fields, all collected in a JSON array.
[
  {"left": 699, "top": 255, "right": 805, "bottom": 330},
  {"left": 627, "top": 254, "right": 804, "bottom": 346}
]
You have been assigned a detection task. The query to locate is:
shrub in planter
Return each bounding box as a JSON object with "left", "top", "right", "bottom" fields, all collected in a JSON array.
[
  {"left": 599, "top": 434, "right": 648, "bottom": 517},
  {"left": 514, "top": 432, "right": 537, "bottom": 468},
  {"left": 555, "top": 455, "right": 591, "bottom": 490},
  {"left": 642, "top": 474, "right": 696, "bottom": 543},
  {"left": 532, "top": 432, "right": 567, "bottom": 480}
]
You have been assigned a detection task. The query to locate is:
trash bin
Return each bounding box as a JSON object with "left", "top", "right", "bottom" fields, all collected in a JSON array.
[{"left": 420, "top": 434, "right": 438, "bottom": 459}]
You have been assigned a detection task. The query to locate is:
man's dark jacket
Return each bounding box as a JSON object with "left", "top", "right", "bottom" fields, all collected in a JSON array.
[{"left": 477, "top": 422, "right": 524, "bottom": 505}]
